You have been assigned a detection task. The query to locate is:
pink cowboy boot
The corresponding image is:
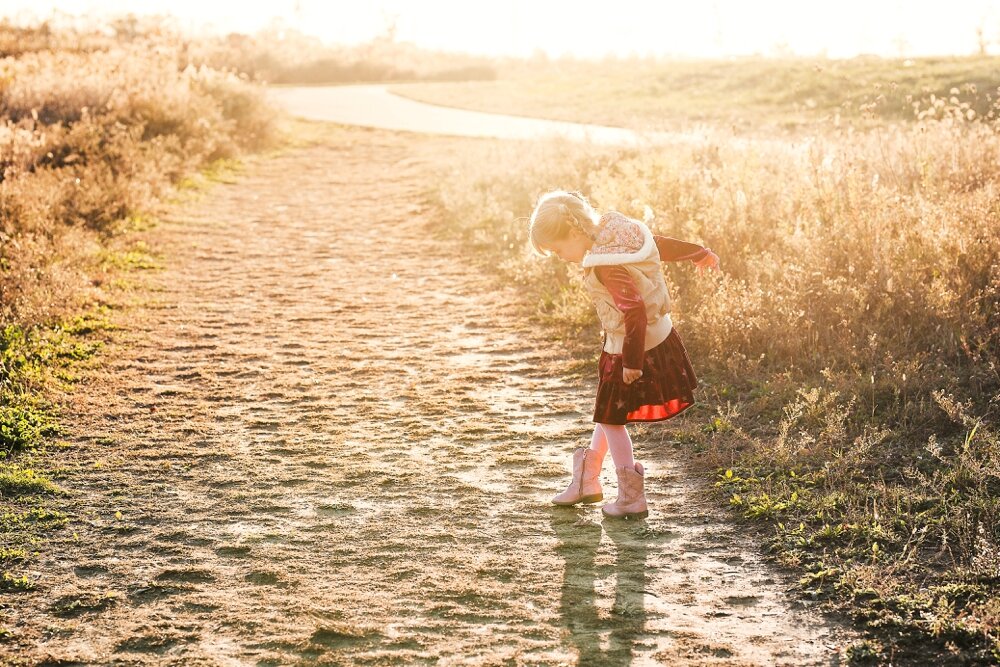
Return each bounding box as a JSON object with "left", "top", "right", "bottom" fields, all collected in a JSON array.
[
  {"left": 601, "top": 461, "right": 649, "bottom": 520},
  {"left": 551, "top": 447, "right": 604, "bottom": 506}
]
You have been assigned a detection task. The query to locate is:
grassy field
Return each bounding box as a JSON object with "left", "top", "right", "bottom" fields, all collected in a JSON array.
[
  {"left": 3, "top": 19, "right": 998, "bottom": 662},
  {"left": 429, "top": 58, "right": 1000, "bottom": 664},
  {"left": 391, "top": 55, "right": 1000, "bottom": 134}
]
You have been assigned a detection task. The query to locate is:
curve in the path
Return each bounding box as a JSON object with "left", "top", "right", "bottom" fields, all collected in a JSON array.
[{"left": 268, "top": 84, "right": 681, "bottom": 147}]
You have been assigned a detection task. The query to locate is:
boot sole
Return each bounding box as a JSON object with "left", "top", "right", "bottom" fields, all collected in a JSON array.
[
  {"left": 602, "top": 509, "right": 649, "bottom": 520},
  {"left": 552, "top": 494, "right": 603, "bottom": 506}
]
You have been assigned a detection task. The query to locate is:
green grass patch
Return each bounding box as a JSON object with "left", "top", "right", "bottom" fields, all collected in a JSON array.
[
  {"left": 50, "top": 591, "right": 119, "bottom": 617},
  {"left": 177, "top": 157, "right": 246, "bottom": 191},
  {"left": 100, "top": 241, "right": 162, "bottom": 272},
  {"left": 0, "top": 507, "right": 68, "bottom": 534},
  {"left": 0, "top": 395, "right": 58, "bottom": 458},
  {"left": 0, "top": 464, "right": 62, "bottom": 497},
  {"left": 0, "top": 463, "right": 63, "bottom": 498},
  {"left": 60, "top": 307, "right": 117, "bottom": 337},
  {"left": 0, "top": 572, "right": 35, "bottom": 592},
  {"left": 0, "top": 548, "right": 27, "bottom": 565},
  {"left": 201, "top": 157, "right": 245, "bottom": 183},
  {"left": 0, "top": 306, "right": 114, "bottom": 458},
  {"left": 116, "top": 212, "right": 159, "bottom": 233}
]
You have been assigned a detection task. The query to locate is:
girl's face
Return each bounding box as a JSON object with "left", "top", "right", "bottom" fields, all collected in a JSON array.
[{"left": 543, "top": 229, "right": 593, "bottom": 264}]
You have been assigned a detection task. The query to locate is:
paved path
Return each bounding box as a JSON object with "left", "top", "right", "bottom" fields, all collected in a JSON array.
[{"left": 268, "top": 84, "right": 684, "bottom": 146}]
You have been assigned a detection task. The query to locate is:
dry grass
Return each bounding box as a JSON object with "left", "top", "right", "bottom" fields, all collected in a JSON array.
[
  {"left": 0, "top": 24, "right": 276, "bottom": 329},
  {"left": 392, "top": 54, "right": 1000, "bottom": 134},
  {"left": 91, "top": 15, "right": 500, "bottom": 85},
  {"left": 432, "top": 99, "right": 1000, "bottom": 663}
]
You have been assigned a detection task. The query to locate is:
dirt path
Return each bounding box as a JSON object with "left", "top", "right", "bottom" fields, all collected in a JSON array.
[{"left": 9, "top": 125, "right": 854, "bottom": 665}]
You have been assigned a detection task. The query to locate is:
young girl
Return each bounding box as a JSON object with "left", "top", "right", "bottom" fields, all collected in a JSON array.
[{"left": 528, "top": 189, "right": 719, "bottom": 520}]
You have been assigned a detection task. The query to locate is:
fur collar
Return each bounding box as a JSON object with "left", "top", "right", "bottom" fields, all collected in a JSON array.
[{"left": 581, "top": 211, "right": 656, "bottom": 268}]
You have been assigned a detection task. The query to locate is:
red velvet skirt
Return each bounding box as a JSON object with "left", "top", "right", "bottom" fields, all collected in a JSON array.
[{"left": 593, "top": 327, "right": 698, "bottom": 425}]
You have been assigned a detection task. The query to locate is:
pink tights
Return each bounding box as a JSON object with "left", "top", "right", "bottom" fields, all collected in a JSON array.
[{"left": 587, "top": 423, "right": 635, "bottom": 470}]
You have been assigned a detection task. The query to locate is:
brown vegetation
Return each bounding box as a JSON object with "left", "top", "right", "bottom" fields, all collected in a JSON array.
[
  {"left": 434, "top": 95, "right": 1000, "bottom": 663},
  {"left": 0, "top": 19, "right": 276, "bottom": 608},
  {"left": 0, "top": 20, "right": 275, "bottom": 329}
]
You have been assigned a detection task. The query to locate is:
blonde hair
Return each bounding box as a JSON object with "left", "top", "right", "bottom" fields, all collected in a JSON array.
[{"left": 527, "top": 190, "right": 602, "bottom": 257}]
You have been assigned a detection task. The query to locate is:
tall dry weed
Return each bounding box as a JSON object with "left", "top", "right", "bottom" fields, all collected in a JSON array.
[{"left": 0, "top": 26, "right": 277, "bottom": 328}]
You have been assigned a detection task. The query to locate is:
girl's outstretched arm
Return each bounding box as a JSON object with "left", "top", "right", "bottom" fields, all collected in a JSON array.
[{"left": 654, "top": 235, "right": 718, "bottom": 266}]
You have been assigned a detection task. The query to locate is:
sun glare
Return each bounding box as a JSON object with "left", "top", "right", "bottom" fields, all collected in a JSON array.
[{"left": 2, "top": 0, "right": 999, "bottom": 58}]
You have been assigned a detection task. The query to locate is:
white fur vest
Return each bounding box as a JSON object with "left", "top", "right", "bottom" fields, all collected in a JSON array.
[{"left": 581, "top": 211, "right": 673, "bottom": 356}]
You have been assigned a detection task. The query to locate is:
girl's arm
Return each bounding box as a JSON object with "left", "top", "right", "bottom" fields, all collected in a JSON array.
[
  {"left": 594, "top": 265, "right": 646, "bottom": 372},
  {"left": 654, "top": 234, "right": 711, "bottom": 262}
]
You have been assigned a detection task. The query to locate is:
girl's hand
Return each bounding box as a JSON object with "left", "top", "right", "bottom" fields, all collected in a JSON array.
[
  {"left": 694, "top": 249, "right": 720, "bottom": 273},
  {"left": 622, "top": 367, "right": 643, "bottom": 385}
]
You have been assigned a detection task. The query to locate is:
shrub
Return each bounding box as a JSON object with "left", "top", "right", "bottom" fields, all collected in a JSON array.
[{"left": 0, "top": 25, "right": 278, "bottom": 330}]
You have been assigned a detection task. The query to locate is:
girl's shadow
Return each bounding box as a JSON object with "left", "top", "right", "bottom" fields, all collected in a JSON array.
[{"left": 548, "top": 510, "right": 650, "bottom": 667}]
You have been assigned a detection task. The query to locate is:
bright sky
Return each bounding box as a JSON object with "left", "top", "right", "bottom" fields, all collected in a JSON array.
[{"left": 3, "top": 1, "right": 999, "bottom": 58}]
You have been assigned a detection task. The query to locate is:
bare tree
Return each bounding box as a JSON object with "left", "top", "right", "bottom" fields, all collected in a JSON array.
[
  {"left": 975, "top": 22, "right": 989, "bottom": 55},
  {"left": 378, "top": 10, "right": 399, "bottom": 44}
]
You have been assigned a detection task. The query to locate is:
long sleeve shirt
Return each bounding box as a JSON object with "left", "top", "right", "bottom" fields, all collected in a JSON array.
[{"left": 593, "top": 235, "right": 710, "bottom": 369}]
